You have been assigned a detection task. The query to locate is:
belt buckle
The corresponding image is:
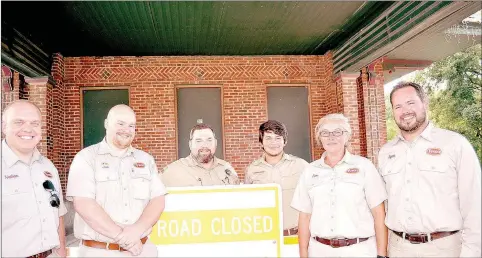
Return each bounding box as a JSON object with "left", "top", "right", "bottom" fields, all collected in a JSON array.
[
  {"left": 106, "top": 242, "right": 121, "bottom": 251},
  {"left": 408, "top": 234, "right": 423, "bottom": 244},
  {"left": 330, "top": 238, "right": 345, "bottom": 248}
]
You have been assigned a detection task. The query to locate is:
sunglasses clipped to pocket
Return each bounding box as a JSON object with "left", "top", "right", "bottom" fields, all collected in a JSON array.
[{"left": 43, "top": 180, "right": 60, "bottom": 208}]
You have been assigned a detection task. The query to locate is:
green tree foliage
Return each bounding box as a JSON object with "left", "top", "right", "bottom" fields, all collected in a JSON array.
[{"left": 386, "top": 44, "right": 481, "bottom": 160}]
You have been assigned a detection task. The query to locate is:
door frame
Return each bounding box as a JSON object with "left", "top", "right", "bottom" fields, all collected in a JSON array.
[
  {"left": 265, "top": 84, "right": 314, "bottom": 161},
  {"left": 79, "top": 86, "right": 131, "bottom": 149},
  {"left": 174, "top": 84, "right": 226, "bottom": 160}
]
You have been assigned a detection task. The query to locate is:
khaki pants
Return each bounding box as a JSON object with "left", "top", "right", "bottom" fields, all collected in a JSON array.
[
  {"left": 388, "top": 230, "right": 462, "bottom": 258},
  {"left": 308, "top": 236, "right": 377, "bottom": 257},
  {"left": 78, "top": 239, "right": 158, "bottom": 257}
]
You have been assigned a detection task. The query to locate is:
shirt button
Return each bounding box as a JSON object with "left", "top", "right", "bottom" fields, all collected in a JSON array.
[
  {"left": 39, "top": 201, "right": 42, "bottom": 204},
  {"left": 125, "top": 203, "right": 128, "bottom": 206},
  {"left": 331, "top": 215, "right": 334, "bottom": 219},
  {"left": 43, "top": 219, "right": 46, "bottom": 222},
  {"left": 408, "top": 217, "right": 412, "bottom": 220},
  {"left": 408, "top": 162, "right": 412, "bottom": 165},
  {"left": 124, "top": 220, "right": 128, "bottom": 223},
  {"left": 331, "top": 229, "right": 334, "bottom": 232},
  {"left": 124, "top": 187, "right": 127, "bottom": 191},
  {"left": 14, "top": 189, "right": 18, "bottom": 193},
  {"left": 407, "top": 180, "right": 411, "bottom": 183},
  {"left": 405, "top": 198, "right": 409, "bottom": 201}
]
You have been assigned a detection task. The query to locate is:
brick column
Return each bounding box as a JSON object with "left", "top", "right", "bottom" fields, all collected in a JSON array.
[
  {"left": 358, "top": 58, "right": 387, "bottom": 164},
  {"left": 51, "top": 53, "right": 67, "bottom": 190},
  {"left": 1, "top": 69, "right": 21, "bottom": 112},
  {"left": 334, "top": 72, "right": 364, "bottom": 156},
  {"left": 24, "top": 77, "right": 52, "bottom": 158}
]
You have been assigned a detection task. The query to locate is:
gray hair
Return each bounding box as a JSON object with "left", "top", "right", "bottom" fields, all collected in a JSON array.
[{"left": 314, "top": 113, "right": 352, "bottom": 146}]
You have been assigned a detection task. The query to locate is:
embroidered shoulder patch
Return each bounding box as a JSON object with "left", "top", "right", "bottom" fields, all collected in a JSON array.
[
  {"left": 426, "top": 148, "right": 442, "bottom": 156},
  {"left": 134, "top": 162, "right": 145, "bottom": 168},
  {"left": 346, "top": 168, "right": 359, "bottom": 174},
  {"left": 44, "top": 171, "right": 53, "bottom": 178}
]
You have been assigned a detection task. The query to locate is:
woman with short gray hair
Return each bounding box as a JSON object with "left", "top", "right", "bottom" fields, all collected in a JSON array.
[{"left": 291, "top": 113, "right": 388, "bottom": 258}]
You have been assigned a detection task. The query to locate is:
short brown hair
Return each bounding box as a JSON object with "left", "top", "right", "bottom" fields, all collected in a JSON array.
[
  {"left": 189, "top": 123, "right": 216, "bottom": 139},
  {"left": 390, "top": 81, "right": 427, "bottom": 106},
  {"left": 259, "top": 120, "right": 288, "bottom": 144}
]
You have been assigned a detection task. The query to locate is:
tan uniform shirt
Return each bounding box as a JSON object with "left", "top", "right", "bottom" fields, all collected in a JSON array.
[
  {"left": 1, "top": 140, "right": 68, "bottom": 257},
  {"left": 291, "top": 151, "right": 387, "bottom": 238},
  {"left": 161, "top": 155, "right": 239, "bottom": 187},
  {"left": 244, "top": 153, "right": 308, "bottom": 230},
  {"left": 378, "top": 123, "right": 481, "bottom": 257},
  {"left": 66, "top": 139, "right": 167, "bottom": 242}
]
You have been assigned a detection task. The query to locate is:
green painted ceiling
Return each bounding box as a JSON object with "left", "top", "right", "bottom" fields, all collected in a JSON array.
[
  {"left": 1, "top": 1, "right": 396, "bottom": 77},
  {"left": 2, "top": 1, "right": 394, "bottom": 56}
]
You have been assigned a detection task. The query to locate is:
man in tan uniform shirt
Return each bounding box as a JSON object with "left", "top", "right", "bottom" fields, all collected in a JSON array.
[
  {"left": 66, "top": 104, "right": 167, "bottom": 257},
  {"left": 161, "top": 123, "right": 239, "bottom": 187},
  {"left": 379, "top": 82, "right": 481, "bottom": 257},
  {"left": 1, "top": 100, "right": 67, "bottom": 258},
  {"left": 244, "top": 120, "right": 308, "bottom": 236}
]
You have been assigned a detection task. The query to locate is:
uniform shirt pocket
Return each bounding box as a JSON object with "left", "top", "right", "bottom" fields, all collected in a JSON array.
[
  {"left": 131, "top": 169, "right": 152, "bottom": 200},
  {"left": 380, "top": 158, "right": 404, "bottom": 195},
  {"left": 251, "top": 170, "right": 270, "bottom": 184},
  {"left": 2, "top": 179, "right": 38, "bottom": 224},
  {"left": 95, "top": 163, "right": 120, "bottom": 182},
  {"left": 418, "top": 161, "right": 455, "bottom": 195}
]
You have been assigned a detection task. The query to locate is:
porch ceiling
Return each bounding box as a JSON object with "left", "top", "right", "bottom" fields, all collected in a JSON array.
[{"left": 2, "top": 1, "right": 394, "bottom": 58}]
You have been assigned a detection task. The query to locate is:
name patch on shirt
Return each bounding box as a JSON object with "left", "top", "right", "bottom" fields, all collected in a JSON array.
[
  {"left": 101, "top": 162, "right": 110, "bottom": 169},
  {"left": 426, "top": 148, "right": 442, "bottom": 156},
  {"left": 134, "top": 162, "right": 145, "bottom": 168},
  {"left": 4, "top": 174, "right": 19, "bottom": 179},
  {"left": 346, "top": 168, "right": 359, "bottom": 174},
  {"left": 44, "top": 171, "right": 53, "bottom": 178}
]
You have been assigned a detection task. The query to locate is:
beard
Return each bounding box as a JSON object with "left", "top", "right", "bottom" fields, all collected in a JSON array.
[
  {"left": 396, "top": 111, "right": 427, "bottom": 133},
  {"left": 193, "top": 148, "right": 214, "bottom": 163},
  {"left": 112, "top": 133, "right": 133, "bottom": 149}
]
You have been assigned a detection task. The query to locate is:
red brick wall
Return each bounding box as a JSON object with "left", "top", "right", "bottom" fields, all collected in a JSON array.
[
  {"left": 1, "top": 70, "right": 20, "bottom": 113},
  {"left": 359, "top": 58, "right": 387, "bottom": 164},
  {"left": 335, "top": 73, "right": 362, "bottom": 156},
  {"left": 59, "top": 55, "right": 335, "bottom": 185},
  {"left": 51, "top": 53, "right": 68, "bottom": 187},
  {"left": 0, "top": 54, "right": 387, "bottom": 189}
]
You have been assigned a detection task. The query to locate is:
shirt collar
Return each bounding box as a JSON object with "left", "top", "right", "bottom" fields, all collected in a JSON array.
[
  {"left": 317, "top": 149, "right": 354, "bottom": 168},
  {"left": 2, "top": 139, "right": 42, "bottom": 167},
  {"left": 186, "top": 154, "right": 221, "bottom": 168},
  {"left": 98, "top": 138, "right": 134, "bottom": 157},
  {"left": 395, "top": 122, "right": 434, "bottom": 143},
  {"left": 255, "top": 152, "right": 291, "bottom": 166}
]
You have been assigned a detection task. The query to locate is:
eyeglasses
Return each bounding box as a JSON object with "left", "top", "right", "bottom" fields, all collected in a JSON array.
[
  {"left": 320, "top": 130, "right": 347, "bottom": 137},
  {"left": 43, "top": 180, "right": 60, "bottom": 208}
]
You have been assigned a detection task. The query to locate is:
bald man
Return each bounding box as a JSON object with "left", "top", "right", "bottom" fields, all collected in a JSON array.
[
  {"left": 66, "top": 104, "right": 167, "bottom": 257},
  {"left": 1, "top": 100, "right": 67, "bottom": 258}
]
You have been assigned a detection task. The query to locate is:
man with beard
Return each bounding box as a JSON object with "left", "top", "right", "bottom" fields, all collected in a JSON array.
[
  {"left": 378, "top": 82, "right": 481, "bottom": 258},
  {"left": 161, "top": 123, "right": 239, "bottom": 186},
  {"left": 2, "top": 100, "right": 67, "bottom": 258},
  {"left": 244, "top": 120, "right": 308, "bottom": 236},
  {"left": 66, "top": 104, "right": 167, "bottom": 257}
]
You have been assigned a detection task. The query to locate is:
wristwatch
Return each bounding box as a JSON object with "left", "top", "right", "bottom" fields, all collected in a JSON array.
[{"left": 377, "top": 255, "right": 388, "bottom": 258}]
